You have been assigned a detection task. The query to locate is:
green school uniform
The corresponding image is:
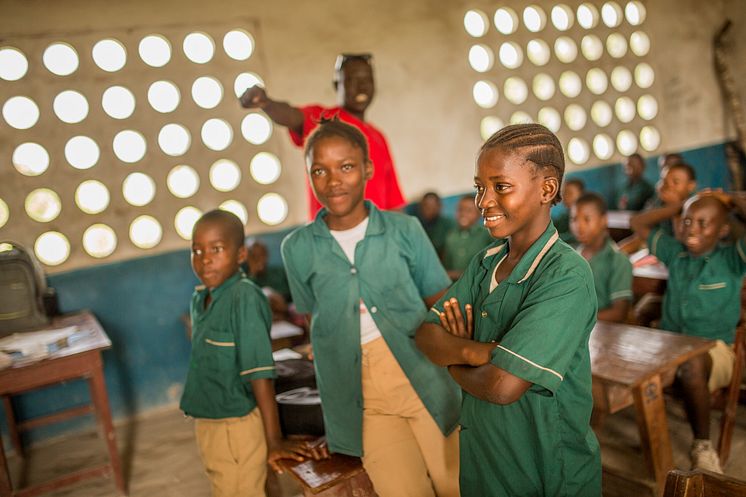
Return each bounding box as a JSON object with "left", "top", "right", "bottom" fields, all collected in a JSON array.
[
  {"left": 580, "top": 237, "right": 633, "bottom": 310},
  {"left": 420, "top": 215, "right": 455, "bottom": 257},
  {"left": 443, "top": 223, "right": 494, "bottom": 272},
  {"left": 552, "top": 208, "right": 577, "bottom": 244},
  {"left": 648, "top": 228, "right": 746, "bottom": 343},
  {"left": 281, "top": 202, "right": 460, "bottom": 456},
  {"left": 249, "top": 265, "right": 292, "bottom": 301},
  {"left": 615, "top": 178, "right": 655, "bottom": 211},
  {"left": 425, "top": 223, "right": 601, "bottom": 496},
  {"left": 180, "top": 272, "right": 276, "bottom": 419}
]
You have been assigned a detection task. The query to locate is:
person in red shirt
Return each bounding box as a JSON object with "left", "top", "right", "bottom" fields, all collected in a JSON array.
[{"left": 240, "top": 54, "right": 406, "bottom": 218}]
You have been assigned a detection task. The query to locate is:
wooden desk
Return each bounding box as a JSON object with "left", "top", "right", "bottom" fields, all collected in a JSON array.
[
  {"left": 0, "top": 311, "right": 125, "bottom": 497},
  {"left": 590, "top": 321, "right": 714, "bottom": 495},
  {"left": 280, "top": 452, "right": 376, "bottom": 496},
  {"left": 608, "top": 210, "right": 634, "bottom": 242},
  {"left": 632, "top": 262, "right": 668, "bottom": 298}
]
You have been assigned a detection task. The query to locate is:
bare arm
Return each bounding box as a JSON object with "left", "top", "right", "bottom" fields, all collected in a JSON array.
[
  {"left": 239, "top": 87, "right": 304, "bottom": 137},
  {"left": 415, "top": 322, "right": 496, "bottom": 367},
  {"left": 597, "top": 299, "right": 631, "bottom": 323},
  {"left": 629, "top": 202, "right": 682, "bottom": 241},
  {"left": 448, "top": 364, "right": 532, "bottom": 405}
]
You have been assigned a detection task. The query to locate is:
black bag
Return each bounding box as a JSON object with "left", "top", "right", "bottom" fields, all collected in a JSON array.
[{"left": 0, "top": 241, "right": 51, "bottom": 335}]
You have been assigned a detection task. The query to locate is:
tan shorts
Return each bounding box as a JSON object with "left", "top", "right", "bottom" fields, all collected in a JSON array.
[
  {"left": 361, "top": 337, "right": 460, "bottom": 497},
  {"left": 194, "top": 408, "right": 267, "bottom": 497},
  {"left": 708, "top": 340, "right": 736, "bottom": 392}
]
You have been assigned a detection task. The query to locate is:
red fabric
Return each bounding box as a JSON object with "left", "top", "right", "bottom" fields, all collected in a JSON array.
[{"left": 288, "top": 105, "right": 406, "bottom": 218}]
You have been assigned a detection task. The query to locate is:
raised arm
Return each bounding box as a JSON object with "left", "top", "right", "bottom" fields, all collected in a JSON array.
[
  {"left": 629, "top": 202, "right": 682, "bottom": 241},
  {"left": 239, "top": 86, "right": 304, "bottom": 137}
]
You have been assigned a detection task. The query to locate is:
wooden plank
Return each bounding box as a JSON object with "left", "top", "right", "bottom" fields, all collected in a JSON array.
[
  {"left": 13, "top": 464, "right": 112, "bottom": 497},
  {"left": 17, "top": 405, "right": 94, "bottom": 431},
  {"left": 602, "top": 466, "right": 656, "bottom": 497},
  {"left": 632, "top": 374, "right": 671, "bottom": 496}
]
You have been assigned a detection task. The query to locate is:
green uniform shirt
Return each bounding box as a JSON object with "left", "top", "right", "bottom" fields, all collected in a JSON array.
[
  {"left": 648, "top": 228, "right": 746, "bottom": 343},
  {"left": 421, "top": 215, "right": 455, "bottom": 257},
  {"left": 249, "top": 265, "right": 292, "bottom": 301},
  {"left": 180, "top": 272, "right": 276, "bottom": 419},
  {"left": 443, "top": 224, "right": 494, "bottom": 272},
  {"left": 281, "top": 202, "right": 460, "bottom": 457},
  {"left": 579, "top": 237, "right": 633, "bottom": 310},
  {"left": 426, "top": 223, "right": 601, "bottom": 496},
  {"left": 615, "top": 178, "right": 655, "bottom": 211}
]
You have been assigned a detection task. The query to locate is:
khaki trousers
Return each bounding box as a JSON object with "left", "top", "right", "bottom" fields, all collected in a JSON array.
[
  {"left": 194, "top": 408, "right": 267, "bottom": 497},
  {"left": 361, "top": 337, "right": 460, "bottom": 497}
]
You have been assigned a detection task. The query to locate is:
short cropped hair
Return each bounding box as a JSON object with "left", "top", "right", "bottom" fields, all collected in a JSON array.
[
  {"left": 304, "top": 117, "right": 370, "bottom": 164},
  {"left": 480, "top": 123, "right": 565, "bottom": 205},
  {"left": 194, "top": 209, "right": 245, "bottom": 248},
  {"left": 564, "top": 178, "right": 585, "bottom": 192},
  {"left": 423, "top": 191, "right": 441, "bottom": 202},
  {"left": 575, "top": 192, "right": 608, "bottom": 215},
  {"left": 667, "top": 162, "right": 697, "bottom": 181},
  {"left": 334, "top": 53, "right": 373, "bottom": 80}
]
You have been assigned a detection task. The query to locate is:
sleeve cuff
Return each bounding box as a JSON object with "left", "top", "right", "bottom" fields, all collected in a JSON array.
[
  {"left": 491, "top": 345, "right": 562, "bottom": 393},
  {"left": 240, "top": 365, "right": 277, "bottom": 381}
]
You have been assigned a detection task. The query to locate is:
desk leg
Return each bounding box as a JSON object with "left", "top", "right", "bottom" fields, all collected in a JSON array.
[
  {"left": 2, "top": 396, "right": 22, "bottom": 458},
  {"left": 0, "top": 437, "right": 12, "bottom": 496},
  {"left": 632, "top": 374, "right": 672, "bottom": 496},
  {"left": 88, "top": 354, "right": 126, "bottom": 496}
]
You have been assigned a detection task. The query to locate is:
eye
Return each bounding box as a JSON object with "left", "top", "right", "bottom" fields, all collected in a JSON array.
[
  {"left": 341, "top": 163, "right": 354, "bottom": 172},
  {"left": 211, "top": 245, "right": 225, "bottom": 254},
  {"left": 192, "top": 248, "right": 203, "bottom": 256},
  {"left": 474, "top": 184, "right": 485, "bottom": 194},
  {"left": 311, "top": 168, "right": 325, "bottom": 177},
  {"left": 495, "top": 184, "right": 510, "bottom": 192},
  {"left": 682, "top": 219, "right": 692, "bottom": 227}
]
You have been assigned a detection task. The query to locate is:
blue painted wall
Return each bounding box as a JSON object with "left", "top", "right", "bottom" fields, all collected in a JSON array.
[{"left": 14, "top": 140, "right": 734, "bottom": 446}]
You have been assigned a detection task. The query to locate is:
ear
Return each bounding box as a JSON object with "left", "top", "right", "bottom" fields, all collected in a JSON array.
[
  {"left": 687, "top": 180, "right": 697, "bottom": 194},
  {"left": 541, "top": 175, "right": 559, "bottom": 204},
  {"left": 237, "top": 245, "right": 248, "bottom": 264},
  {"left": 364, "top": 160, "right": 374, "bottom": 180}
]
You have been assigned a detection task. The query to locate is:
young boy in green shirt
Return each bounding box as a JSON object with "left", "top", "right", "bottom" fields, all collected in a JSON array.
[
  {"left": 571, "top": 192, "right": 633, "bottom": 323},
  {"left": 553, "top": 177, "right": 584, "bottom": 244},
  {"left": 630, "top": 192, "right": 746, "bottom": 473},
  {"left": 443, "top": 194, "right": 493, "bottom": 279},
  {"left": 180, "top": 210, "right": 312, "bottom": 497},
  {"left": 615, "top": 153, "right": 655, "bottom": 211},
  {"left": 416, "top": 124, "right": 601, "bottom": 496},
  {"left": 417, "top": 191, "right": 455, "bottom": 258}
]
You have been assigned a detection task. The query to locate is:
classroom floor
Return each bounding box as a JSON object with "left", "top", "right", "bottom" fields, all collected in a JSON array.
[{"left": 7, "top": 399, "right": 746, "bottom": 497}]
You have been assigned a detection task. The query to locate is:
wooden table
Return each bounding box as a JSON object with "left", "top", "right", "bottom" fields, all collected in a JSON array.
[
  {"left": 632, "top": 261, "right": 668, "bottom": 298},
  {"left": 280, "top": 452, "right": 376, "bottom": 496},
  {"left": 590, "top": 321, "right": 715, "bottom": 495},
  {"left": 608, "top": 210, "right": 634, "bottom": 242},
  {"left": 0, "top": 311, "right": 125, "bottom": 497}
]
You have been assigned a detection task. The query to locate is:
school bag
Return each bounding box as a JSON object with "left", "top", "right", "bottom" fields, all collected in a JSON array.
[{"left": 0, "top": 241, "right": 51, "bottom": 335}]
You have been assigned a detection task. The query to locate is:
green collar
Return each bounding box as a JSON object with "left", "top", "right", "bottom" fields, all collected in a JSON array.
[
  {"left": 479, "top": 222, "right": 559, "bottom": 285},
  {"left": 310, "top": 200, "right": 385, "bottom": 239}
]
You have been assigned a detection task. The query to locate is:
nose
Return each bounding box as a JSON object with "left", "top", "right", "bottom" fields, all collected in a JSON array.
[{"left": 477, "top": 190, "right": 496, "bottom": 211}]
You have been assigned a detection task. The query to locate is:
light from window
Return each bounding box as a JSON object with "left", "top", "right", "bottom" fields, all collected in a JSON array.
[
  {"left": 526, "top": 39, "right": 551, "bottom": 66},
  {"left": 53, "top": 90, "right": 89, "bottom": 124},
  {"left": 601, "top": 2, "right": 623, "bottom": 28},
  {"left": 523, "top": 5, "right": 546, "bottom": 32},
  {"left": 630, "top": 31, "right": 650, "bottom": 57},
  {"left": 148, "top": 80, "right": 180, "bottom": 113},
  {"left": 123, "top": 172, "right": 156, "bottom": 207},
  {"left": 234, "top": 72, "right": 265, "bottom": 97},
  {"left": 615, "top": 96, "right": 636, "bottom": 123},
  {"left": 472, "top": 81, "right": 498, "bottom": 108},
  {"left": 3, "top": 96, "right": 40, "bottom": 129},
  {"left": 13, "top": 143, "right": 49, "bottom": 176},
  {"left": 0, "top": 47, "right": 28, "bottom": 81},
  {"left": 581, "top": 35, "right": 603, "bottom": 61},
  {"left": 192, "top": 76, "right": 223, "bottom": 109},
  {"left": 568, "top": 137, "right": 590, "bottom": 164},
  {"left": 25, "top": 188, "right": 61, "bottom": 223},
  {"left": 625, "top": 1, "right": 646, "bottom": 25},
  {"left": 43, "top": 43, "right": 79, "bottom": 76},
  {"left": 593, "top": 133, "right": 614, "bottom": 160},
  {"left": 616, "top": 129, "right": 638, "bottom": 155},
  {"left": 532, "top": 73, "right": 555, "bottom": 101},
  {"left": 554, "top": 37, "right": 578, "bottom": 63},
  {"left": 510, "top": 111, "right": 532, "bottom": 124},
  {"left": 551, "top": 5, "right": 574, "bottom": 31},
  {"left": 167, "top": 165, "right": 200, "bottom": 198},
  {"left": 498, "top": 42, "right": 523, "bottom": 69},
  {"left": 223, "top": 30, "right": 254, "bottom": 61},
  {"left": 576, "top": 3, "right": 599, "bottom": 29},
  {"left": 250, "top": 152, "right": 282, "bottom": 185},
  {"left": 468, "top": 45, "right": 494, "bottom": 73},
  {"left": 210, "top": 159, "right": 241, "bottom": 192},
  {"left": 241, "top": 113, "right": 273, "bottom": 144},
  {"left": 65, "top": 136, "right": 100, "bottom": 169},
  {"left": 102, "top": 85, "right": 136, "bottom": 119},
  {"left": 480, "top": 116, "right": 504, "bottom": 140},
  {"left": 219, "top": 200, "right": 248, "bottom": 224},
  {"left": 635, "top": 62, "right": 655, "bottom": 88},
  {"left": 158, "top": 123, "right": 191, "bottom": 156},
  {"left": 130, "top": 215, "right": 163, "bottom": 249},
  {"left": 637, "top": 95, "right": 658, "bottom": 121},
  {"left": 537, "top": 107, "right": 561, "bottom": 132},
  {"left": 183, "top": 32, "right": 214, "bottom": 64},
  {"left": 504, "top": 77, "right": 528, "bottom": 105},
  {"left": 175, "top": 206, "right": 202, "bottom": 240},
  {"left": 464, "top": 10, "right": 489, "bottom": 37},
  {"left": 75, "top": 180, "right": 110, "bottom": 214},
  {"left": 35, "top": 231, "right": 70, "bottom": 266},
  {"left": 591, "top": 100, "right": 613, "bottom": 127},
  {"left": 606, "top": 33, "right": 628, "bottom": 58},
  {"left": 558, "top": 71, "right": 581, "bottom": 98},
  {"left": 564, "top": 104, "right": 587, "bottom": 131},
  {"left": 586, "top": 68, "right": 608, "bottom": 95},
  {"left": 92, "top": 39, "right": 127, "bottom": 72},
  {"left": 494, "top": 8, "right": 518, "bottom": 35},
  {"left": 83, "top": 224, "right": 117, "bottom": 258},
  {"left": 139, "top": 35, "right": 171, "bottom": 67},
  {"left": 201, "top": 118, "right": 233, "bottom": 151},
  {"left": 0, "top": 199, "right": 8, "bottom": 229},
  {"left": 610, "top": 66, "right": 633, "bottom": 92},
  {"left": 113, "top": 130, "right": 147, "bottom": 163},
  {"left": 257, "top": 193, "right": 288, "bottom": 226},
  {"left": 640, "top": 125, "right": 660, "bottom": 151}
]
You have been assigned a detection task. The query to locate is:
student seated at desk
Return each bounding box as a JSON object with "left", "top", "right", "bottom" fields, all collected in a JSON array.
[
  {"left": 443, "top": 194, "right": 493, "bottom": 280},
  {"left": 571, "top": 192, "right": 633, "bottom": 323},
  {"left": 615, "top": 153, "right": 655, "bottom": 211},
  {"left": 630, "top": 192, "right": 746, "bottom": 474},
  {"left": 553, "top": 177, "right": 584, "bottom": 244},
  {"left": 415, "top": 191, "right": 455, "bottom": 259},
  {"left": 245, "top": 238, "right": 292, "bottom": 302}
]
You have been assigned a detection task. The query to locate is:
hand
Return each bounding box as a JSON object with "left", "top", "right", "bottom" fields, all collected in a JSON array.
[
  {"left": 439, "top": 298, "right": 474, "bottom": 339},
  {"left": 239, "top": 86, "right": 269, "bottom": 109},
  {"left": 699, "top": 188, "right": 734, "bottom": 207},
  {"left": 267, "top": 437, "right": 329, "bottom": 474},
  {"left": 658, "top": 186, "right": 686, "bottom": 206}
]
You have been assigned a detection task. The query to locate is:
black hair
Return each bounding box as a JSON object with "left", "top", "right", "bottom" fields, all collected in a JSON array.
[
  {"left": 194, "top": 209, "right": 245, "bottom": 248},
  {"left": 575, "top": 192, "right": 608, "bottom": 215},
  {"left": 304, "top": 117, "right": 370, "bottom": 164},
  {"left": 422, "top": 191, "right": 441, "bottom": 202},
  {"left": 666, "top": 162, "right": 697, "bottom": 181},
  {"left": 564, "top": 177, "right": 586, "bottom": 192},
  {"left": 628, "top": 153, "right": 644, "bottom": 163},
  {"left": 480, "top": 123, "right": 565, "bottom": 205},
  {"left": 334, "top": 53, "right": 373, "bottom": 80}
]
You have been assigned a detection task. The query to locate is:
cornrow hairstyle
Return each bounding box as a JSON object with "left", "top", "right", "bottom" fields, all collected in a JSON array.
[
  {"left": 480, "top": 123, "right": 565, "bottom": 205},
  {"left": 304, "top": 117, "right": 370, "bottom": 164},
  {"left": 667, "top": 162, "right": 697, "bottom": 182},
  {"left": 194, "top": 209, "right": 245, "bottom": 248},
  {"left": 565, "top": 177, "right": 585, "bottom": 192},
  {"left": 575, "top": 192, "right": 608, "bottom": 216}
]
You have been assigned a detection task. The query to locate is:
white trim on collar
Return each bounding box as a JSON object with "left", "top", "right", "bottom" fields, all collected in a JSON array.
[{"left": 517, "top": 232, "right": 560, "bottom": 284}]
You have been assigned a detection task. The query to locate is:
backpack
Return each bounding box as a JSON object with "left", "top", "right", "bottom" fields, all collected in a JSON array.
[{"left": 0, "top": 241, "right": 50, "bottom": 335}]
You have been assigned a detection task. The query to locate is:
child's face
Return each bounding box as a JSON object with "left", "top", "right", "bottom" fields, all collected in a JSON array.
[
  {"left": 474, "top": 146, "right": 555, "bottom": 239},
  {"left": 419, "top": 196, "right": 441, "bottom": 221},
  {"left": 624, "top": 156, "right": 644, "bottom": 181},
  {"left": 570, "top": 202, "right": 607, "bottom": 245},
  {"left": 456, "top": 198, "right": 480, "bottom": 229},
  {"left": 680, "top": 198, "right": 728, "bottom": 256},
  {"left": 657, "top": 167, "right": 695, "bottom": 205},
  {"left": 561, "top": 183, "right": 582, "bottom": 208},
  {"left": 308, "top": 135, "right": 372, "bottom": 229},
  {"left": 247, "top": 243, "right": 268, "bottom": 273},
  {"left": 336, "top": 59, "right": 375, "bottom": 115},
  {"left": 191, "top": 221, "right": 246, "bottom": 290}
]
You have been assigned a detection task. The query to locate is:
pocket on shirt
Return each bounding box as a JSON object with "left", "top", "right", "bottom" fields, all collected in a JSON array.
[
  {"left": 698, "top": 281, "right": 727, "bottom": 291},
  {"left": 200, "top": 329, "right": 237, "bottom": 371}
]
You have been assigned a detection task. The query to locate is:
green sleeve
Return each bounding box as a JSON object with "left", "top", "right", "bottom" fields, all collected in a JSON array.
[
  {"left": 721, "top": 237, "right": 746, "bottom": 275},
  {"left": 407, "top": 218, "right": 452, "bottom": 298},
  {"left": 609, "top": 252, "right": 633, "bottom": 302},
  {"left": 647, "top": 227, "right": 684, "bottom": 267},
  {"left": 281, "top": 232, "right": 316, "bottom": 314},
  {"left": 234, "top": 284, "right": 276, "bottom": 381},
  {"left": 424, "top": 247, "right": 485, "bottom": 325}
]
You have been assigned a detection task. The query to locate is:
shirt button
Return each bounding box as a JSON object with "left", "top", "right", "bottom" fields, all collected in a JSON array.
[
  {"left": 371, "top": 306, "right": 378, "bottom": 313},
  {"left": 481, "top": 311, "right": 488, "bottom": 318},
  {"left": 350, "top": 267, "right": 357, "bottom": 274}
]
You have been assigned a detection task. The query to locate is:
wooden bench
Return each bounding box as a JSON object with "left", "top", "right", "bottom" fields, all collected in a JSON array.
[
  {"left": 664, "top": 469, "right": 746, "bottom": 497},
  {"left": 280, "top": 452, "right": 377, "bottom": 496}
]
